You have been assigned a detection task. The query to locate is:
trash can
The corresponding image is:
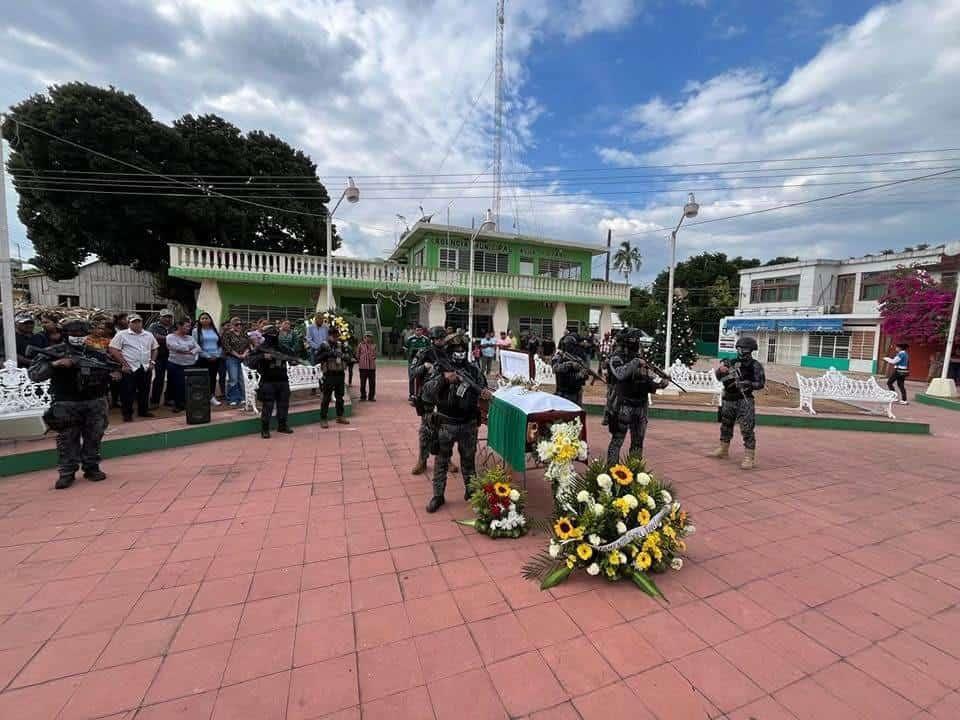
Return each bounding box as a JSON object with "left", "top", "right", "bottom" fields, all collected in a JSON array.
[{"left": 184, "top": 367, "right": 211, "bottom": 425}]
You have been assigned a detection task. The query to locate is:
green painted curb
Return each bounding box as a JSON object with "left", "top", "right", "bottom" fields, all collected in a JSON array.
[
  {"left": 915, "top": 393, "right": 960, "bottom": 411},
  {"left": 583, "top": 403, "right": 929, "bottom": 435},
  {"left": 0, "top": 404, "right": 352, "bottom": 478}
]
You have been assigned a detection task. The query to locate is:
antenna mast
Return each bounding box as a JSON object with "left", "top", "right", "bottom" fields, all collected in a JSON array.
[{"left": 492, "top": 0, "right": 505, "bottom": 230}]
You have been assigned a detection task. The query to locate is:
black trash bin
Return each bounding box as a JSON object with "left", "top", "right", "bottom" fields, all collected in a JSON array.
[{"left": 184, "top": 367, "right": 211, "bottom": 425}]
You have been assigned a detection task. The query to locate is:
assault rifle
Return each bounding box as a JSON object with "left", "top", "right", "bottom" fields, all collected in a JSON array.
[
  {"left": 633, "top": 354, "right": 688, "bottom": 394},
  {"left": 555, "top": 350, "right": 606, "bottom": 385},
  {"left": 254, "top": 349, "right": 303, "bottom": 365},
  {"left": 718, "top": 358, "right": 750, "bottom": 398},
  {"left": 25, "top": 344, "right": 121, "bottom": 375}
]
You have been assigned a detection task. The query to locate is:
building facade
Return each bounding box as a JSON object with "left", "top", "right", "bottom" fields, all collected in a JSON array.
[
  {"left": 22, "top": 260, "right": 171, "bottom": 314},
  {"left": 718, "top": 247, "right": 952, "bottom": 378},
  {"left": 168, "top": 222, "right": 631, "bottom": 342}
]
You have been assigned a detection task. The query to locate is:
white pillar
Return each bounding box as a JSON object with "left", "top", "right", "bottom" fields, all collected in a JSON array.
[
  {"left": 552, "top": 302, "right": 567, "bottom": 343},
  {"left": 196, "top": 279, "right": 223, "bottom": 324},
  {"left": 599, "top": 305, "right": 613, "bottom": 338},
  {"left": 926, "top": 285, "right": 959, "bottom": 398},
  {"left": 427, "top": 294, "right": 447, "bottom": 328},
  {"left": 493, "top": 298, "right": 510, "bottom": 334},
  {"left": 0, "top": 127, "right": 16, "bottom": 365}
]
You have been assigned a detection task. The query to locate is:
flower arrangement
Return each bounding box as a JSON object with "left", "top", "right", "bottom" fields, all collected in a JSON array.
[
  {"left": 497, "top": 375, "right": 541, "bottom": 392},
  {"left": 458, "top": 466, "right": 529, "bottom": 538},
  {"left": 523, "top": 454, "right": 693, "bottom": 598},
  {"left": 319, "top": 310, "right": 353, "bottom": 342},
  {"left": 536, "top": 418, "right": 588, "bottom": 510}
]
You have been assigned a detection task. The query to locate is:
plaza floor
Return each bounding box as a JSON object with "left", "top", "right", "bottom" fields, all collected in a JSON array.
[{"left": 0, "top": 364, "right": 958, "bottom": 719}]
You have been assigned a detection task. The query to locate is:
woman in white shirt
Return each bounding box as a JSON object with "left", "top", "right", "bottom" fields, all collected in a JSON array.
[
  {"left": 166, "top": 319, "right": 200, "bottom": 412},
  {"left": 192, "top": 312, "right": 224, "bottom": 406}
]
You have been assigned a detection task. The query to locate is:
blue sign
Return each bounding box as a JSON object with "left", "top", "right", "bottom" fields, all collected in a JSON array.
[
  {"left": 776, "top": 318, "right": 844, "bottom": 333},
  {"left": 724, "top": 318, "right": 777, "bottom": 331}
]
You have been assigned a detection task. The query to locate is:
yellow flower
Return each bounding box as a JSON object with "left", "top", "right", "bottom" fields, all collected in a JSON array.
[
  {"left": 566, "top": 555, "right": 576, "bottom": 569},
  {"left": 611, "top": 498, "right": 631, "bottom": 517},
  {"left": 678, "top": 540, "right": 687, "bottom": 552},
  {"left": 610, "top": 464, "right": 633, "bottom": 486},
  {"left": 605, "top": 566, "right": 617, "bottom": 578},
  {"left": 492, "top": 482, "right": 511, "bottom": 498},
  {"left": 554, "top": 517, "right": 575, "bottom": 540},
  {"left": 576, "top": 543, "right": 593, "bottom": 561},
  {"left": 570, "top": 526, "right": 584, "bottom": 540},
  {"left": 607, "top": 551, "right": 621, "bottom": 566},
  {"left": 663, "top": 525, "right": 677, "bottom": 540},
  {"left": 636, "top": 552, "right": 652, "bottom": 570},
  {"left": 652, "top": 546, "right": 663, "bottom": 562},
  {"left": 637, "top": 509, "right": 651, "bottom": 526}
]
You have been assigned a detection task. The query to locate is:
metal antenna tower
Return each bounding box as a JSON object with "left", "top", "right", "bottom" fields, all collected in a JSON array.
[{"left": 492, "top": 0, "right": 505, "bottom": 230}]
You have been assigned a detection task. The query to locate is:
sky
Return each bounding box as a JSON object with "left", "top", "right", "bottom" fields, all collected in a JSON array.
[{"left": 2, "top": 0, "right": 959, "bottom": 285}]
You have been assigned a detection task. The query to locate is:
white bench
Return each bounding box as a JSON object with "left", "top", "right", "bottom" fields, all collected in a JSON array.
[
  {"left": 244, "top": 364, "right": 324, "bottom": 412},
  {"left": 0, "top": 359, "right": 53, "bottom": 437},
  {"left": 666, "top": 360, "right": 724, "bottom": 406},
  {"left": 533, "top": 355, "right": 556, "bottom": 386},
  {"left": 797, "top": 367, "right": 899, "bottom": 419}
]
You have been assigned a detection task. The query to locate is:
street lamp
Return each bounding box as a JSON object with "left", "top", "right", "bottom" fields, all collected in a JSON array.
[
  {"left": 323, "top": 177, "right": 360, "bottom": 312},
  {"left": 664, "top": 192, "right": 700, "bottom": 369},
  {"left": 926, "top": 280, "right": 960, "bottom": 398},
  {"left": 467, "top": 209, "right": 497, "bottom": 340}
]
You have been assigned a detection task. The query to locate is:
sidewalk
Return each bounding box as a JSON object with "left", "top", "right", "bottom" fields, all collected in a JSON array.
[{"left": 0, "top": 364, "right": 958, "bottom": 719}]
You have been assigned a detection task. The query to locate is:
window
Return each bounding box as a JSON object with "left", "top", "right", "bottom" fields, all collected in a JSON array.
[
  {"left": 411, "top": 249, "right": 424, "bottom": 267},
  {"left": 518, "top": 317, "right": 552, "bottom": 340},
  {"left": 57, "top": 294, "right": 80, "bottom": 307},
  {"left": 941, "top": 271, "right": 957, "bottom": 290},
  {"left": 227, "top": 305, "right": 313, "bottom": 324},
  {"left": 849, "top": 330, "right": 875, "bottom": 361},
  {"left": 539, "top": 258, "right": 582, "bottom": 279},
  {"left": 749, "top": 275, "right": 800, "bottom": 303},
  {"left": 566, "top": 320, "right": 582, "bottom": 334},
  {"left": 439, "top": 248, "right": 464, "bottom": 270},
  {"left": 474, "top": 250, "right": 508, "bottom": 274},
  {"left": 808, "top": 331, "right": 850, "bottom": 359},
  {"left": 859, "top": 271, "right": 892, "bottom": 301},
  {"left": 519, "top": 258, "right": 534, "bottom": 276},
  {"left": 134, "top": 303, "right": 169, "bottom": 313}
]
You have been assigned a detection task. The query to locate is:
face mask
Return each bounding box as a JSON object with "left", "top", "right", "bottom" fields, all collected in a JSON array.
[
  {"left": 67, "top": 335, "right": 86, "bottom": 347},
  {"left": 737, "top": 349, "right": 752, "bottom": 360},
  {"left": 451, "top": 350, "right": 467, "bottom": 363}
]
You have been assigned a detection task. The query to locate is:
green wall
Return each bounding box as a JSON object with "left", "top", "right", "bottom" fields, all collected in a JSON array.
[
  {"left": 413, "top": 231, "right": 593, "bottom": 278},
  {"left": 801, "top": 355, "right": 850, "bottom": 371},
  {"left": 216, "top": 282, "right": 316, "bottom": 322}
]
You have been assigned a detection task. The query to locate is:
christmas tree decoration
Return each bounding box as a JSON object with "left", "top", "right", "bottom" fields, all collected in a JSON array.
[{"left": 650, "top": 292, "right": 698, "bottom": 367}]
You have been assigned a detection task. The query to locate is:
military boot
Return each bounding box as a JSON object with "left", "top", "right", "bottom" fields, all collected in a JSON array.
[
  {"left": 83, "top": 467, "right": 107, "bottom": 482},
  {"left": 426, "top": 495, "right": 445, "bottom": 513},
  {"left": 411, "top": 459, "right": 427, "bottom": 475},
  {"left": 708, "top": 442, "right": 730, "bottom": 459},
  {"left": 741, "top": 448, "right": 756, "bottom": 470},
  {"left": 261, "top": 421, "right": 271, "bottom": 439},
  {"left": 55, "top": 473, "right": 75, "bottom": 490}
]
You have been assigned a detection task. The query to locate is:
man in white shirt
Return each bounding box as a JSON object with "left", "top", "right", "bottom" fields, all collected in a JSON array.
[{"left": 108, "top": 314, "right": 159, "bottom": 421}]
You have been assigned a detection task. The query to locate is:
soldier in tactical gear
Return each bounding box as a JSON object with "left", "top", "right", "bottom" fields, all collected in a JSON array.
[
  {"left": 27, "top": 318, "right": 119, "bottom": 489},
  {"left": 317, "top": 326, "right": 353, "bottom": 428},
  {"left": 711, "top": 335, "right": 766, "bottom": 469},
  {"left": 410, "top": 326, "right": 458, "bottom": 475},
  {"left": 421, "top": 333, "right": 492, "bottom": 513},
  {"left": 552, "top": 333, "right": 589, "bottom": 406},
  {"left": 244, "top": 324, "right": 294, "bottom": 439},
  {"left": 605, "top": 328, "right": 668, "bottom": 464}
]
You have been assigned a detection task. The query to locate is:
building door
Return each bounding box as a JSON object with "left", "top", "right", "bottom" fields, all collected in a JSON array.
[
  {"left": 835, "top": 274, "right": 855, "bottom": 313},
  {"left": 767, "top": 335, "right": 777, "bottom": 363}
]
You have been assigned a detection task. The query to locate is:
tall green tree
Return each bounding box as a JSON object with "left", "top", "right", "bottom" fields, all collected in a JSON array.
[
  {"left": 611, "top": 240, "right": 642, "bottom": 283},
  {"left": 619, "top": 286, "right": 662, "bottom": 334},
  {"left": 2, "top": 82, "right": 338, "bottom": 287}
]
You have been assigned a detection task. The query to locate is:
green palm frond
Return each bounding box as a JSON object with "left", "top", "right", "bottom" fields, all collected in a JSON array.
[
  {"left": 522, "top": 550, "right": 564, "bottom": 582},
  {"left": 556, "top": 474, "right": 590, "bottom": 511},
  {"left": 529, "top": 517, "right": 556, "bottom": 536}
]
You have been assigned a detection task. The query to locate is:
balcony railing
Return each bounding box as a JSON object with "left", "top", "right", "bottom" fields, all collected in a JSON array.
[{"left": 168, "top": 244, "right": 630, "bottom": 305}]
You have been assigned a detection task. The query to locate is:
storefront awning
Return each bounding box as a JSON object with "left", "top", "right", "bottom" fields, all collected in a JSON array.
[
  {"left": 725, "top": 318, "right": 778, "bottom": 331},
  {"left": 775, "top": 318, "right": 844, "bottom": 333}
]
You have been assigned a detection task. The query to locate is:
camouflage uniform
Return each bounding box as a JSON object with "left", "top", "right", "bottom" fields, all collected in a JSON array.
[
  {"left": 714, "top": 338, "right": 766, "bottom": 468},
  {"left": 605, "top": 341, "right": 667, "bottom": 464},
  {"left": 552, "top": 334, "right": 589, "bottom": 407}
]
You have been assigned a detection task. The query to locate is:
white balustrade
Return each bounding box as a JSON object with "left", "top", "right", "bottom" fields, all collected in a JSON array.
[
  {"left": 797, "top": 367, "right": 899, "bottom": 419},
  {"left": 169, "top": 244, "right": 630, "bottom": 304},
  {"left": 0, "top": 359, "right": 52, "bottom": 419}
]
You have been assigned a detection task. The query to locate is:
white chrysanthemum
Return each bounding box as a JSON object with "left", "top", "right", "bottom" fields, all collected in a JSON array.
[
  {"left": 593, "top": 504, "right": 605, "bottom": 516},
  {"left": 548, "top": 542, "right": 560, "bottom": 558},
  {"left": 685, "top": 525, "right": 696, "bottom": 535},
  {"left": 509, "top": 489, "right": 520, "bottom": 502},
  {"left": 623, "top": 494, "right": 638, "bottom": 509},
  {"left": 619, "top": 552, "right": 628, "bottom": 565},
  {"left": 586, "top": 563, "right": 600, "bottom": 576},
  {"left": 597, "top": 474, "right": 613, "bottom": 491},
  {"left": 660, "top": 490, "right": 673, "bottom": 504},
  {"left": 576, "top": 490, "right": 590, "bottom": 503},
  {"left": 616, "top": 521, "right": 627, "bottom": 535},
  {"left": 671, "top": 558, "right": 684, "bottom": 570},
  {"left": 588, "top": 534, "right": 602, "bottom": 546},
  {"left": 646, "top": 495, "right": 656, "bottom": 510},
  {"left": 635, "top": 472, "right": 651, "bottom": 486},
  {"left": 490, "top": 520, "right": 500, "bottom": 530},
  {"left": 672, "top": 501, "right": 681, "bottom": 513},
  {"left": 536, "top": 441, "right": 553, "bottom": 461},
  {"left": 577, "top": 442, "right": 588, "bottom": 460}
]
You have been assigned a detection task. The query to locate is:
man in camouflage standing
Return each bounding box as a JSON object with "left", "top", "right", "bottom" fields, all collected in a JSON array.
[{"left": 410, "top": 326, "right": 457, "bottom": 476}]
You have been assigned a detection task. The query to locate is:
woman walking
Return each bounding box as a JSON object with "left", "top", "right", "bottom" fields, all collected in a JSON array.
[
  {"left": 166, "top": 319, "right": 200, "bottom": 412},
  {"left": 193, "top": 312, "right": 224, "bottom": 407}
]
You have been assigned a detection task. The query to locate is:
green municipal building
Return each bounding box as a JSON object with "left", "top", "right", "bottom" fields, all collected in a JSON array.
[{"left": 168, "top": 222, "right": 630, "bottom": 341}]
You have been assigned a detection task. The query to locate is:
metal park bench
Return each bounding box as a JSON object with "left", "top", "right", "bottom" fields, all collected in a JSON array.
[
  {"left": 243, "top": 363, "right": 324, "bottom": 413},
  {"left": 797, "top": 367, "right": 899, "bottom": 419}
]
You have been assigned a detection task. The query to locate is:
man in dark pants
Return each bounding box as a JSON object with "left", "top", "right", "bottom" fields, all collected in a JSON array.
[
  {"left": 404, "top": 325, "right": 430, "bottom": 401},
  {"left": 410, "top": 326, "right": 458, "bottom": 476},
  {"left": 245, "top": 325, "right": 294, "bottom": 438},
  {"left": 317, "top": 326, "right": 352, "bottom": 428},
  {"left": 605, "top": 329, "right": 668, "bottom": 464},
  {"left": 28, "top": 319, "right": 119, "bottom": 489},
  {"left": 357, "top": 331, "right": 377, "bottom": 401},
  {"left": 710, "top": 336, "right": 766, "bottom": 469},
  {"left": 552, "top": 332, "right": 590, "bottom": 406},
  {"left": 148, "top": 309, "right": 174, "bottom": 407},
  {"left": 421, "top": 334, "right": 491, "bottom": 513},
  {"left": 108, "top": 314, "right": 158, "bottom": 422}
]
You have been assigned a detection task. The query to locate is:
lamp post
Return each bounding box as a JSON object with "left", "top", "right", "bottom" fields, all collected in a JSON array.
[
  {"left": 322, "top": 177, "right": 360, "bottom": 312},
  {"left": 0, "top": 121, "right": 16, "bottom": 366},
  {"left": 467, "top": 209, "right": 496, "bottom": 340},
  {"left": 664, "top": 193, "right": 700, "bottom": 369},
  {"left": 926, "top": 281, "right": 960, "bottom": 398}
]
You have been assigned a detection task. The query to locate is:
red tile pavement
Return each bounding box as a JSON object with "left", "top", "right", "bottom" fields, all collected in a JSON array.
[{"left": 0, "top": 363, "right": 958, "bottom": 719}]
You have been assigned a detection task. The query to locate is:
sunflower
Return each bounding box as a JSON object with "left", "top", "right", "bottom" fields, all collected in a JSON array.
[
  {"left": 636, "top": 551, "right": 652, "bottom": 570},
  {"left": 610, "top": 464, "right": 633, "bottom": 486},
  {"left": 492, "top": 482, "right": 511, "bottom": 498},
  {"left": 576, "top": 543, "right": 594, "bottom": 561},
  {"left": 554, "top": 517, "right": 576, "bottom": 540},
  {"left": 637, "top": 508, "right": 651, "bottom": 526}
]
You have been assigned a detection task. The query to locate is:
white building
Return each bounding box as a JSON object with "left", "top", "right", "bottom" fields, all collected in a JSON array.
[
  {"left": 22, "top": 260, "right": 171, "bottom": 314},
  {"left": 719, "top": 247, "right": 953, "bottom": 374}
]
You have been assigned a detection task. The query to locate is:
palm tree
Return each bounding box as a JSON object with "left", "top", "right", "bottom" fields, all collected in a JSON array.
[{"left": 612, "top": 240, "right": 642, "bottom": 283}]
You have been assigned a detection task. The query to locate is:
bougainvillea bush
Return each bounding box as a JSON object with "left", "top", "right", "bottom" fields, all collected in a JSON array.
[{"left": 879, "top": 268, "right": 955, "bottom": 345}]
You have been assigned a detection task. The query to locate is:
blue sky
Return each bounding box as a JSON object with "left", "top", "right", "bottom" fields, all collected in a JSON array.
[{"left": 2, "top": 0, "right": 958, "bottom": 283}]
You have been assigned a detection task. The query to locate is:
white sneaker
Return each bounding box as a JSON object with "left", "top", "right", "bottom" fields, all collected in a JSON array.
[
  {"left": 899, "top": 400, "right": 909, "bottom": 405},
  {"left": 210, "top": 396, "right": 221, "bottom": 406}
]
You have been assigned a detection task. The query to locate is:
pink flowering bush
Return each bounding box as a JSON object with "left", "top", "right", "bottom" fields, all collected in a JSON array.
[{"left": 879, "top": 268, "right": 955, "bottom": 345}]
